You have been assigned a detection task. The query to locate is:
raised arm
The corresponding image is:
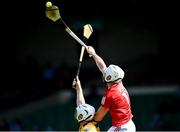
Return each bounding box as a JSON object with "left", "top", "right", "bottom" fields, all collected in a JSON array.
[
  {"left": 72, "top": 76, "right": 85, "bottom": 106},
  {"left": 86, "top": 46, "right": 107, "bottom": 73}
]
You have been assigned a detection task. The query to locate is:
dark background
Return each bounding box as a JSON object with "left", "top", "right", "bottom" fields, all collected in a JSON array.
[{"left": 0, "top": 0, "right": 179, "bottom": 131}]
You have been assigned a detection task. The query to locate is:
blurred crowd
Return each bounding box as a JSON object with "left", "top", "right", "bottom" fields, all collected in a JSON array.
[
  {"left": 0, "top": 54, "right": 180, "bottom": 131},
  {"left": 0, "top": 56, "right": 101, "bottom": 113},
  {"left": 1, "top": 53, "right": 179, "bottom": 112},
  {"left": 0, "top": 118, "right": 54, "bottom": 131}
]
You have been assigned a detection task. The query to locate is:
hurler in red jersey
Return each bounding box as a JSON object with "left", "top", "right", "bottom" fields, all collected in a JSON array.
[{"left": 85, "top": 46, "right": 136, "bottom": 132}]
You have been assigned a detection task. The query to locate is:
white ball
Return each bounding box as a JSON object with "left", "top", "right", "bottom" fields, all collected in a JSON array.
[{"left": 46, "top": 1, "right": 52, "bottom": 8}]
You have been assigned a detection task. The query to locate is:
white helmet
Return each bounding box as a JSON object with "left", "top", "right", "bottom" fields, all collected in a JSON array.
[
  {"left": 75, "top": 104, "right": 95, "bottom": 122},
  {"left": 104, "top": 64, "right": 124, "bottom": 83}
]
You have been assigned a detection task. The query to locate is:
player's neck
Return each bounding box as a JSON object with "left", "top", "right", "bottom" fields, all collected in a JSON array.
[
  {"left": 107, "top": 80, "right": 122, "bottom": 88},
  {"left": 80, "top": 121, "right": 88, "bottom": 126}
]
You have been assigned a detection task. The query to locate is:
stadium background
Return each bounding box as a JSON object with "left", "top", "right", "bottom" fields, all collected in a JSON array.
[{"left": 0, "top": 0, "right": 179, "bottom": 131}]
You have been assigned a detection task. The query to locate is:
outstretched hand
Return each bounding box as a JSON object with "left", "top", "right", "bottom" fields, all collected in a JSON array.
[
  {"left": 72, "top": 76, "right": 81, "bottom": 90},
  {"left": 86, "top": 46, "right": 96, "bottom": 57}
]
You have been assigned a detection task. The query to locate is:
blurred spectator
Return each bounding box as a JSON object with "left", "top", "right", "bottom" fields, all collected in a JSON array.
[
  {"left": 87, "top": 84, "right": 99, "bottom": 99},
  {"left": 148, "top": 97, "right": 180, "bottom": 131},
  {"left": 55, "top": 62, "right": 74, "bottom": 89},
  {"left": 44, "top": 125, "right": 54, "bottom": 131},
  {"left": 25, "top": 56, "right": 39, "bottom": 86},
  {"left": 42, "top": 62, "right": 55, "bottom": 81},
  {"left": 0, "top": 119, "right": 9, "bottom": 131},
  {"left": 9, "top": 118, "right": 23, "bottom": 131},
  {"left": 41, "top": 62, "right": 56, "bottom": 89}
]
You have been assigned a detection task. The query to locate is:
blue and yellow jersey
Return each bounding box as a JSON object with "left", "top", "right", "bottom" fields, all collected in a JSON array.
[{"left": 79, "top": 121, "right": 100, "bottom": 132}]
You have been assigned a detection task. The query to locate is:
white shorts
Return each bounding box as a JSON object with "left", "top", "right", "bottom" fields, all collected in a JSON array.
[{"left": 107, "top": 119, "right": 136, "bottom": 132}]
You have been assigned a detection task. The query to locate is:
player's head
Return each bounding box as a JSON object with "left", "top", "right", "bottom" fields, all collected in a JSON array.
[
  {"left": 75, "top": 104, "right": 95, "bottom": 123},
  {"left": 103, "top": 64, "right": 124, "bottom": 83}
]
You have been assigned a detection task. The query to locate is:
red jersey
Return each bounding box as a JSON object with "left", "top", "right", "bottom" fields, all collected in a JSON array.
[{"left": 101, "top": 82, "right": 133, "bottom": 126}]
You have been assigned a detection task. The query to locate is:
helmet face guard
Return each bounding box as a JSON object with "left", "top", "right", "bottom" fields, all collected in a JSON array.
[
  {"left": 75, "top": 104, "right": 95, "bottom": 122},
  {"left": 103, "top": 65, "right": 124, "bottom": 83}
]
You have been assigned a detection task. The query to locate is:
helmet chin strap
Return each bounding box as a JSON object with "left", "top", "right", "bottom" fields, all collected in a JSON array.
[
  {"left": 106, "top": 78, "right": 122, "bottom": 83},
  {"left": 79, "top": 115, "right": 92, "bottom": 124}
]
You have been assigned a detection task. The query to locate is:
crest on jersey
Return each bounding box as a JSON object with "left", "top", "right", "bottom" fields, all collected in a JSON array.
[{"left": 101, "top": 96, "right": 106, "bottom": 105}]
